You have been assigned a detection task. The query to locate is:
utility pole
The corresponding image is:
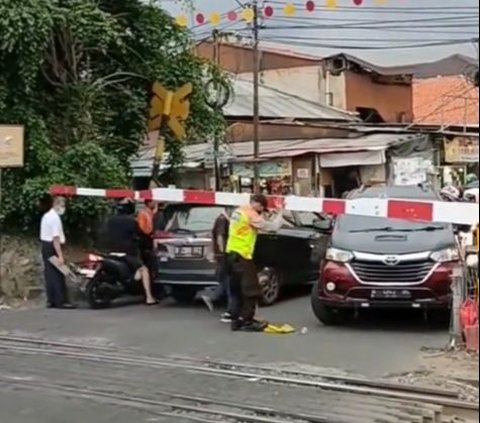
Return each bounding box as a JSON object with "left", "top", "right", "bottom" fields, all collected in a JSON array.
[
  {"left": 213, "top": 29, "right": 221, "bottom": 191},
  {"left": 252, "top": 0, "right": 261, "bottom": 193},
  {"left": 205, "top": 30, "right": 230, "bottom": 191}
]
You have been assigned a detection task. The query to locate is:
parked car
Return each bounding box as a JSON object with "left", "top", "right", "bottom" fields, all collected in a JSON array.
[
  {"left": 154, "top": 203, "right": 332, "bottom": 305},
  {"left": 311, "top": 185, "right": 459, "bottom": 325}
]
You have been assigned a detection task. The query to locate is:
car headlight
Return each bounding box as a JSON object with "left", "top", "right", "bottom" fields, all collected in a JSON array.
[
  {"left": 326, "top": 248, "right": 354, "bottom": 263},
  {"left": 430, "top": 248, "right": 460, "bottom": 263}
]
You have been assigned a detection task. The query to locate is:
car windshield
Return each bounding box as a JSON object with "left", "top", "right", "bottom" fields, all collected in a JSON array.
[
  {"left": 165, "top": 206, "right": 226, "bottom": 233},
  {"left": 337, "top": 215, "right": 448, "bottom": 233}
]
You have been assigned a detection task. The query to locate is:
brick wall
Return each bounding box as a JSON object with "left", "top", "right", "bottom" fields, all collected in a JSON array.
[
  {"left": 345, "top": 70, "right": 413, "bottom": 123},
  {"left": 196, "top": 42, "right": 318, "bottom": 74}
]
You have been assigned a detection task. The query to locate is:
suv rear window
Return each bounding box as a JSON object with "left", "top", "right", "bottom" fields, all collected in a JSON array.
[{"left": 164, "top": 206, "right": 226, "bottom": 233}]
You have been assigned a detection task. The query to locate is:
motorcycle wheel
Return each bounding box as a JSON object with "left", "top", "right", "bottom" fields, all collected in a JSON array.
[{"left": 85, "top": 273, "right": 112, "bottom": 309}]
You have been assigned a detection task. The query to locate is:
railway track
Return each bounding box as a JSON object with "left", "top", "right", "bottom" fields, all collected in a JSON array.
[{"left": 0, "top": 335, "right": 478, "bottom": 422}]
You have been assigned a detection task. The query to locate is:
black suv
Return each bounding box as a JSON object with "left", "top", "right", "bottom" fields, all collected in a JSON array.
[{"left": 154, "top": 204, "right": 332, "bottom": 305}]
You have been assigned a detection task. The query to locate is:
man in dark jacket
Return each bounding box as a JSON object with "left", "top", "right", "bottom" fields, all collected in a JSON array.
[{"left": 103, "top": 199, "right": 157, "bottom": 305}]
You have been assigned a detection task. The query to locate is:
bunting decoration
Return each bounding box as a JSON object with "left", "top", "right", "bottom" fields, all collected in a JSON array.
[{"left": 175, "top": 0, "right": 395, "bottom": 27}]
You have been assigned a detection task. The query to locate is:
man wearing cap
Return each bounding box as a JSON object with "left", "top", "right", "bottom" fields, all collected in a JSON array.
[{"left": 226, "top": 194, "right": 283, "bottom": 332}]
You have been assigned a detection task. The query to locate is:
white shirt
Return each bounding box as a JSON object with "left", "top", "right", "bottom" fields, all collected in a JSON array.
[{"left": 40, "top": 209, "right": 66, "bottom": 244}]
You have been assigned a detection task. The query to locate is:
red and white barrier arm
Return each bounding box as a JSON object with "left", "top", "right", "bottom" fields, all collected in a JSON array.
[{"left": 50, "top": 185, "right": 479, "bottom": 226}]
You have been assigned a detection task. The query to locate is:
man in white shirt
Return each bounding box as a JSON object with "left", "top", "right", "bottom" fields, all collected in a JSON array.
[{"left": 40, "top": 196, "right": 74, "bottom": 309}]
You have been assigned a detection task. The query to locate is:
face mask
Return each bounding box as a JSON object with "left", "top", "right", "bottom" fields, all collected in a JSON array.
[{"left": 57, "top": 207, "right": 66, "bottom": 216}]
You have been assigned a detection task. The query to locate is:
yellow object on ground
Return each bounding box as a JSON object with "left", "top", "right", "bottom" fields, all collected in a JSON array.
[{"left": 264, "top": 324, "right": 296, "bottom": 334}]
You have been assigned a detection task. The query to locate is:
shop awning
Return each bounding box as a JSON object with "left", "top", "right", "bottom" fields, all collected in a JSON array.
[
  {"left": 130, "top": 133, "right": 426, "bottom": 177},
  {"left": 319, "top": 150, "right": 386, "bottom": 168}
]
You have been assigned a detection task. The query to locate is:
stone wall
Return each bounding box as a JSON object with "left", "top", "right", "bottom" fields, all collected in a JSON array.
[{"left": 0, "top": 235, "right": 42, "bottom": 300}]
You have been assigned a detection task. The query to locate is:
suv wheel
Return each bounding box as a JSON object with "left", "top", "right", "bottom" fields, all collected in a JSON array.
[
  {"left": 259, "top": 268, "right": 282, "bottom": 306},
  {"left": 311, "top": 284, "right": 349, "bottom": 326}
]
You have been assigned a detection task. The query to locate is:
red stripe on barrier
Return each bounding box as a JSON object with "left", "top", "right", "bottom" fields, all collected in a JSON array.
[
  {"left": 105, "top": 189, "right": 136, "bottom": 199},
  {"left": 50, "top": 185, "right": 76, "bottom": 196},
  {"left": 138, "top": 190, "right": 153, "bottom": 200},
  {"left": 323, "top": 199, "right": 346, "bottom": 216},
  {"left": 387, "top": 200, "right": 434, "bottom": 221},
  {"left": 184, "top": 190, "right": 215, "bottom": 204},
  {"left": 267, "top": 196, "right": 285, "bottom": 210}
]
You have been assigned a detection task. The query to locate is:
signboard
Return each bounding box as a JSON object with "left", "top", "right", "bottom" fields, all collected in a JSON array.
[
  {"left": 232, "top": 159, "right": 291, "bottom": 178},
  {"left": 444, "top": 137, "right": 479, "bottom": 163},
  {"left": 392, "top": 156, "right": 433, "bottom": 186},
  {"left": 0, "top": 125, "right": 24, "bottom": 168},
  {"left": 296, "top": 168, "right": 310, "bottom": 179}
]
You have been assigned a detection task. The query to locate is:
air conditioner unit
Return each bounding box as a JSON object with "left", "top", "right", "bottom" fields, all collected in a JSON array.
[{"left": 326, "top": 57, "right": 347, "bottom": 76}]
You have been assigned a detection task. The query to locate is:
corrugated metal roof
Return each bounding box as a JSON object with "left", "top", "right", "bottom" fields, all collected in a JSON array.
[
  {"left": 323, "top": 53, "right": 414, "bottom": 77},
  {"left": 131, "top": 133, "right": 418, "bottom": 176},
  {"left": 225, "top": 79, "right": 357, "bottom": 121}
]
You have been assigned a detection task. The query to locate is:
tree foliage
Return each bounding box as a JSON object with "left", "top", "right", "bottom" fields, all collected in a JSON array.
[{"left": 0, "top": 0, "right": 225, "bottom": 232}]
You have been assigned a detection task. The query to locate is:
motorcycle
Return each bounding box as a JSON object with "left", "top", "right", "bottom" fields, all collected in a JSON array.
[{"left": 81, "top": 253, "right": 145, "bottom": 309}]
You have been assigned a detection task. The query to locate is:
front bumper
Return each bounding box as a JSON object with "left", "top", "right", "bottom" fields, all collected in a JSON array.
[{"left": 318, "top": 261, "right": 453, "bottom": 309}]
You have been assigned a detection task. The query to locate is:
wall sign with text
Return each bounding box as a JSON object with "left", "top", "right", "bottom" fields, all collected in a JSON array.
[{"left": 0, "top": 125, "right": 24, "bottom": 168}]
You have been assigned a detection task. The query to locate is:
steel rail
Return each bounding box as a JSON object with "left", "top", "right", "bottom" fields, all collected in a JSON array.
[
  {"left": 0, "top": 376, "right": 342, "bottom": 423},
  {"left": 0, "top": 335, "right": 461, "bottom": 398},
  {"left": 0, "top": 341, "right": 477, "bottom": 413},
  {"left": 167, "top": 354, "right": 460, "bottom": 399}
]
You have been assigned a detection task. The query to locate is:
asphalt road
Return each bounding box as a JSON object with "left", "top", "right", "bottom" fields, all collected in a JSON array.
[
  {"left": 0, "top": 294, "right": 448, "bottom": 377},
  {"left": 0, "top": 294, "right": 455, "bottom": 423}
]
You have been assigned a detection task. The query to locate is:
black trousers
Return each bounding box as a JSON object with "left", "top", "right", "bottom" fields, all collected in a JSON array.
[
  {"left": 227, "top": 253, "right": 262, "bottom": 322},
  {"left": 41, "top": 241, "right": 66, "bottom": 307},
  {"left": 139, "top": 237, "right": 156, "bottom": 279}
]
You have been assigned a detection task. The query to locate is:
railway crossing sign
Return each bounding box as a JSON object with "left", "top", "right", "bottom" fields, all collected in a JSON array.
[{"left": 148, "top": 82, "right": 192, "bottom": 140}]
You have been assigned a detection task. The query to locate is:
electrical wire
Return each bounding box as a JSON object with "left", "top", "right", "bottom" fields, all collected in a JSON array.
[
  {"left": 261, "top": 16, "right": 479, "bottom": 31},
  {"left": 266, "top": 1, "right": 479, "bottom": 14}
]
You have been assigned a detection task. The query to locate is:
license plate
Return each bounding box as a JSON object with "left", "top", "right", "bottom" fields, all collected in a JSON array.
[
  {"left": 174, "top": 246, "right": 203, "bottom": 258},
  {"left": 370, "top": 289, "right": 411, "bottom": 300}
]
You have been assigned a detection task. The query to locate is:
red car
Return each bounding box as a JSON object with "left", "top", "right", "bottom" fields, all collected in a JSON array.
[{"left": 311, "top": 186, "right": 460, "bottom": 325}]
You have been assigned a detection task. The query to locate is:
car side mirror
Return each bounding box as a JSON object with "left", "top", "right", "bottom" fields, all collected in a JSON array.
[{"left": 312, "top": 219, "right": 332, "bottom": 232}]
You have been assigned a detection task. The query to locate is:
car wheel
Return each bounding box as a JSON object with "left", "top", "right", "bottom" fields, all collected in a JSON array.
[
  {"left": 310, "top": 284, "right": 348, "bottom": 326},
  {"left": 85, "top": 274, "right": 112, "bottom": 309},
  {"left": 259, "top": 268, "right": 282, "bottom": 307},
  {"left": 171, "top": 287, "right": 197, "bottom": 305}
]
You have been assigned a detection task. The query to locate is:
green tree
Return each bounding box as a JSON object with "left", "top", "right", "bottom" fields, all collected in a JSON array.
[{"left": 0, "top": 0, "right": 226, "bottom": 232}]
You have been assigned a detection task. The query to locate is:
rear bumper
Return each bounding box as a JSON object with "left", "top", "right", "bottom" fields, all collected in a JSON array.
[{"left": 154, "top": 268, "right": 218, "bottom": 287}]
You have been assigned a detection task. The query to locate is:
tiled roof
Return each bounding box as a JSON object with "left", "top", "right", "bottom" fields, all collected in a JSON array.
[{"left": 413, "top": 76, "right": 479, "bottom": 126}]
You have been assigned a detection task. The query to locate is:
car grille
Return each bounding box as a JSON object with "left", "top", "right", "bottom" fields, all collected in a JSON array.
[{"left": 350, "top": 259, "right": 434, "bottom": 284}]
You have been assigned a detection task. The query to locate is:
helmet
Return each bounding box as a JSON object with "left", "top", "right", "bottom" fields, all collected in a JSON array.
[
  {"left": 464, "top": 188, "right": 479, "bottom": 203},
  {"left": 116, "top": 198, "right": 135, "bottom": 215},
  {"left": 440, "top": 185, "right": 461, "bottom": 202}
]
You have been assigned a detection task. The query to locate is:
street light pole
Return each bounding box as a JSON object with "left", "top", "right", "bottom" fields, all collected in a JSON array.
[{"left": 252, "top": 0, "right": 261, "bottom": 193}]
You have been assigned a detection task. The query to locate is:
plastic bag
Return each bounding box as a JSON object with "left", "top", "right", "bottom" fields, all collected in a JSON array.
[{"left": 460, "top": 298, "right": 478, "bottom": 330}]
